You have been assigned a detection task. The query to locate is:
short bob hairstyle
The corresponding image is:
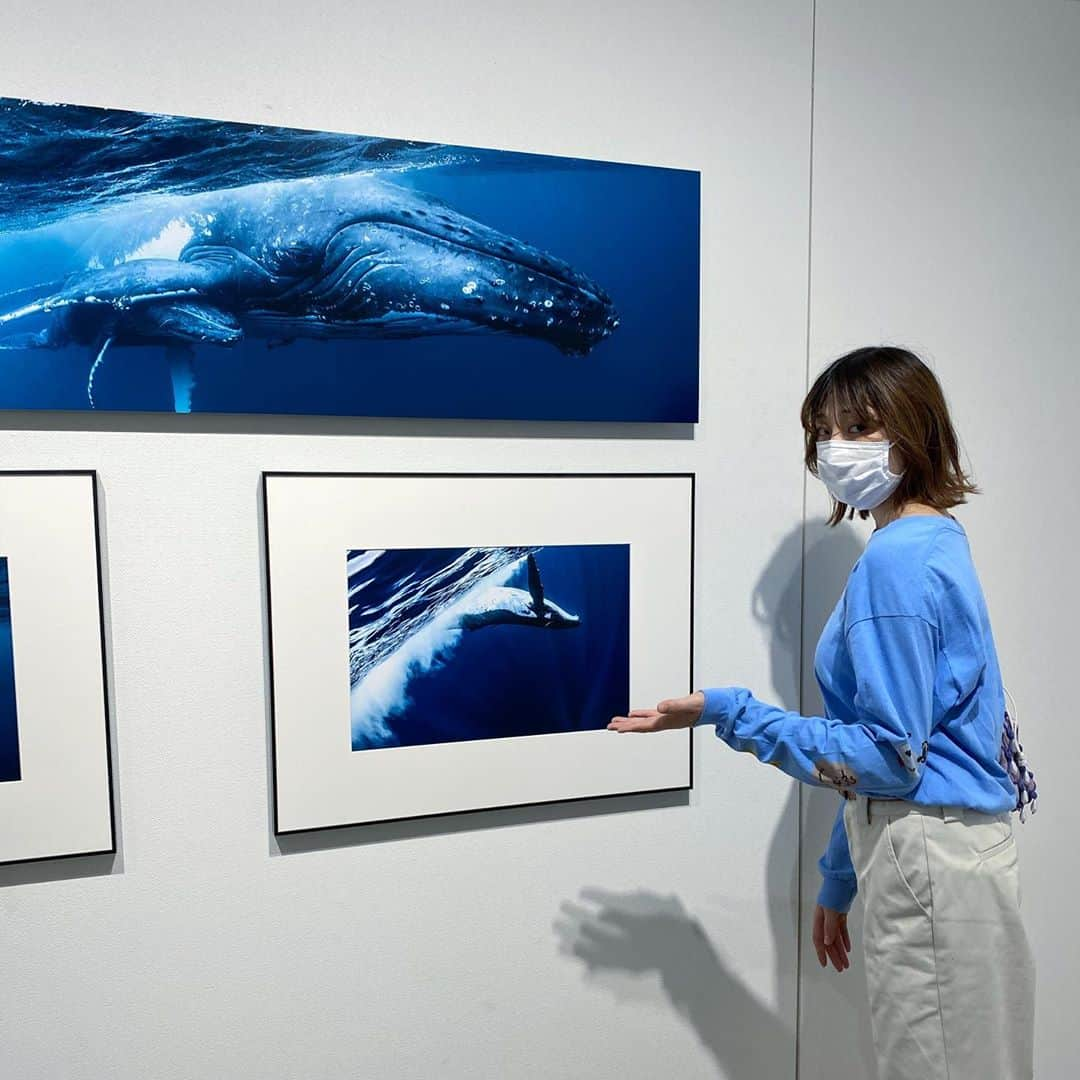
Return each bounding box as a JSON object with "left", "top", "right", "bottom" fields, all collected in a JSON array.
[{"left": 801, "top": 346, "right": 978, "bottom": 526}]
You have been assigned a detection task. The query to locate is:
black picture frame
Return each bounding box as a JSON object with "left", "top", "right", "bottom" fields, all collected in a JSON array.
[
  {"left": 262, "top": 471, "right": 695, "bottom": 836},
  {"left": 0, "top": 470, "right": 117, "bottom": 867}
]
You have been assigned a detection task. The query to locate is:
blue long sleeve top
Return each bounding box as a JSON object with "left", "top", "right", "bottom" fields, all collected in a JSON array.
[{"left": 696, "top": 514, "right": 1015, "bottom": 914}]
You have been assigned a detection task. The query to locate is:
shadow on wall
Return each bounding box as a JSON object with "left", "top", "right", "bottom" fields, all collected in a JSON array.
[
  {"left": 555, "top": 887, "right": 793, "bottom": 1077},
  {"left": 753, "top": 516, "right": 865, "bottom": 1009},
  {"left": 550, "top": 518, "right": 867, "bottom": 1077},
  {"left": 794, "top": 516, "right": 879, "bottom": 1076}
]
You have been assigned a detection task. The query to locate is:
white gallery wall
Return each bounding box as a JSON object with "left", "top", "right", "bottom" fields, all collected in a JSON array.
[
  {"left": 0, "top": 3, "right": 813, "bottom": 1079},
  {"left": 800, "top": 3, "right": 1080, "bottom": 1078},
  {"left": 1, "top": 3, "right": 1076, "bottom": 1079}
]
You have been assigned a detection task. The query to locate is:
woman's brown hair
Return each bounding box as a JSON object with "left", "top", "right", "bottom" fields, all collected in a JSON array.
[{"left": 801, "top": 346, "right": 978, "bottom": 526}]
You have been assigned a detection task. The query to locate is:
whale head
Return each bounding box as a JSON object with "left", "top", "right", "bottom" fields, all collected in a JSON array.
[{"left": 254, "top": 177, "right": 620, "bottom": 356}]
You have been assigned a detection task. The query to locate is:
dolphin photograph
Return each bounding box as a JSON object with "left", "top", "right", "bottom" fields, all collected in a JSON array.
[
  {"left": 347, "top": 544, "right": 630, "bottom": 751},
  {"left": 0, "top": 97, "right": 699, "bottom": 421},
  {"left": 0, "top": 557, "right": 19, "bottom": 783}
]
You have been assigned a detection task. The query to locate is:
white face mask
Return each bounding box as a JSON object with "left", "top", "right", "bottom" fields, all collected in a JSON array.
[{"left": 815, "top": 439, "right": 904, "bottom": 510}]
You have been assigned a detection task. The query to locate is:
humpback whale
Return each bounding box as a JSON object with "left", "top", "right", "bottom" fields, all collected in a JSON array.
[
  {"left": 452, "top": 554, "right": 580, "bottom": 631},
  {"left": 0, "top": 173, "right": 619, "bottom": 411}
]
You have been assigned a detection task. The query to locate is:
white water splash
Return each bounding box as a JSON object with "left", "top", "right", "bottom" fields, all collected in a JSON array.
[{"left": 349, "top": 558, "right": 523, "bottom": 749}]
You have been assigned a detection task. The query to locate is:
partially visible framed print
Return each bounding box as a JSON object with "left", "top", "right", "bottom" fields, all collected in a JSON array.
[
  {"left": 263, "top": 472, "right": 694, "bottom": 834},
  {"left": 0, "top": 471, "right": 115, "bottom": 865}
]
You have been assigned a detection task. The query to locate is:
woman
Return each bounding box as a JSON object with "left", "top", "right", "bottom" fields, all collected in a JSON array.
[{"left": 609, "top": 346, "right": 1035, "bottom": 1080}]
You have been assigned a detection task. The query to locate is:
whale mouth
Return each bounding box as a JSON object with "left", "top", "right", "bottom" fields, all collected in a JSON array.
[{"left": 291, "top": 210, "right": 619, "bottom": 356}]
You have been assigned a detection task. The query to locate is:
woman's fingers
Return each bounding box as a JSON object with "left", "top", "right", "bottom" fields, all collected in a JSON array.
[
  {"left": 815, "top": 906, "right": 850, "bottom": 972},
  {"left": 607, "top": 712, "right": 661, "bottom": 732},
  {"left": 827, "top": 939, "right": 848, "bottom": 972}
]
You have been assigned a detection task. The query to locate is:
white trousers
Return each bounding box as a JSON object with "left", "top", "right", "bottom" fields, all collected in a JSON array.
[{"left": 842, "top": 793, "right": 1036, "bottom": 1080}]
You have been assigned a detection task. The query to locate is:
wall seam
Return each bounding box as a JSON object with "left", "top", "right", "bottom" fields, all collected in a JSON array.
[{"left": 794, "top": 0, "right": 818, "bottom": 1077}]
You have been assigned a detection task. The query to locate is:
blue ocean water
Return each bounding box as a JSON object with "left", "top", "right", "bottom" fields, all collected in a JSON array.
[
  {"left": 0, "top": 558, "right": 20, "bottom": 783},
  {"left": 348, "top": 545, "right": 629, "bottom": 750},
  {"left": 0, "top": 98, "right": 699, "bottom": 421}
]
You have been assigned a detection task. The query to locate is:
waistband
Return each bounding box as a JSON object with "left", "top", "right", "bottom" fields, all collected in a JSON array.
[{"left": 844, "top": 792, "right": 1007, "bottom": 826}]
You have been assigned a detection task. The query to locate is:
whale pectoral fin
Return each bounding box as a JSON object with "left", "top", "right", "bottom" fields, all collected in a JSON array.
[
  {"left": 134, "top": 300, "right": 242, "bottom": 414},
  {"left": 527, "top": 553, "right": 545, "bottom": 616},
  {"left": 0, "top": 260, "right": 222, "bottom": 329},
  {"left": 126, "top": 301, "right": 240, "bottom": 414},
  {"left": 166, "top": 345, "right": 196, "bottom": 415},
  {"left": 132, "top": 299, "right": 243, "bottom": 346},
  {"left": 86, "top": 334, "right": 115, "bottom": 410}
]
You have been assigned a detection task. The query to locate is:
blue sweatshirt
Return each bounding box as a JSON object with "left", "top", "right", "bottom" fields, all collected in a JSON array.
[{"left": 696, "top": 514, "right": 1015, "bottom": 914}]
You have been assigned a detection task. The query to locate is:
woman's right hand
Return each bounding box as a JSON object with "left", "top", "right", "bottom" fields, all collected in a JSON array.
[
  {"left": 812, "top": 903, "right": 851, "bottom": 972},
  {"left": 607, "top": 692, "right": 705, "bottom": 732}
]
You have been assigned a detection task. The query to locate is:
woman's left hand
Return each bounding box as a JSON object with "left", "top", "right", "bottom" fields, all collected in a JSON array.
[{"left": 608, "top": 692, "right": 705, "bottom": 732}]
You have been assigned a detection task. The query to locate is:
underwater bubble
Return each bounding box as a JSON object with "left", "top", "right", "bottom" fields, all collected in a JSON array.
[{"left": 462, "top": 281, "right": 478, "bottom": 295}]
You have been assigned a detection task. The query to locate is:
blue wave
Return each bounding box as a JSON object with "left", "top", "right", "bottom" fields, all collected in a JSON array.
[
  {"left": 0, "top": 97, "right": 609, "bottom": 231},
  {"left": 0, "top": 97, "right": 454, "bottom": 230},
  {"left": 347, "top": 546, "right": 533, "bottom": 687}
]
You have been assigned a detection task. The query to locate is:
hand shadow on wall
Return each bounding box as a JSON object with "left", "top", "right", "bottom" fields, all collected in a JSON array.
[{"left": 555, "top": 887, "right": 793, "bottom": 1077}]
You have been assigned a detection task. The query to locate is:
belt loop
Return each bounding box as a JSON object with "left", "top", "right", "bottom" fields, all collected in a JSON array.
[{"left": 866, "top": 796, "right": 872, "bottom": 825}]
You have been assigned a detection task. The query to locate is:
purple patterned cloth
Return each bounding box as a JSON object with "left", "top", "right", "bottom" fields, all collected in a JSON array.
[{"left": 999, "top": 710, "right": 1038, "bottom": 821}]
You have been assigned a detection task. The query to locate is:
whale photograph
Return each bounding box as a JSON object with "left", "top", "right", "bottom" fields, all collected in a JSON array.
[
  {"left": 0, "top": 557, "right": 19, "bottom": 783},
  {"left": 347, "top": 544, "right": 630, "bottom": 751},
  {"left": 0, "top": 97, "right": 699, "bottom": 421}
]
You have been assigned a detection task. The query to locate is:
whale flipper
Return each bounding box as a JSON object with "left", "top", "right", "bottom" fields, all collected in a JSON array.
[
  {"left": 0, "top": 259, "right": 223, "bottom": 329},
  {"left": 167, "top": 345, "right": 196, "bottom": 414},
  {"left": 86, "top": 334, "right": 114, "bottom": 409},
  {"left": 131, "top": 299, "right": 244, "bottom": 346},
  {"left": 526, "top": 553, "right": 545, "bottom": 617}
]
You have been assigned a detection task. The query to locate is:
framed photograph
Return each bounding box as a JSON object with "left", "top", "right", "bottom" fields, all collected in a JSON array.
[
  {"left": 0, "top": 96, "right": 699, "bottom": 422},
  {"left": 0, "top": 471, "right": 115, "bottom": 865},
  {"left": 263, "top": 472, "right": 694, "bottom": 833}
]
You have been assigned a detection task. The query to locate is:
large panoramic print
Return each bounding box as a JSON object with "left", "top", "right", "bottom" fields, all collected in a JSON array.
[{"left": 0, "top": 98, "right": 699, "bottom": 421}]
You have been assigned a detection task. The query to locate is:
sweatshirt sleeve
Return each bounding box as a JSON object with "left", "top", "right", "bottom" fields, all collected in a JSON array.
[
  {"left": 695, "top": 613, "right": 938, "bottom": 795},
  {"left": 816, "top": 800, "right": 857, "bottom": 913}
]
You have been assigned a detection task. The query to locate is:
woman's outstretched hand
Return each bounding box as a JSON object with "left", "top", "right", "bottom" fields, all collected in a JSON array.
[{"left": 608, "top": 692, "right": 705, "bottom": 732}]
